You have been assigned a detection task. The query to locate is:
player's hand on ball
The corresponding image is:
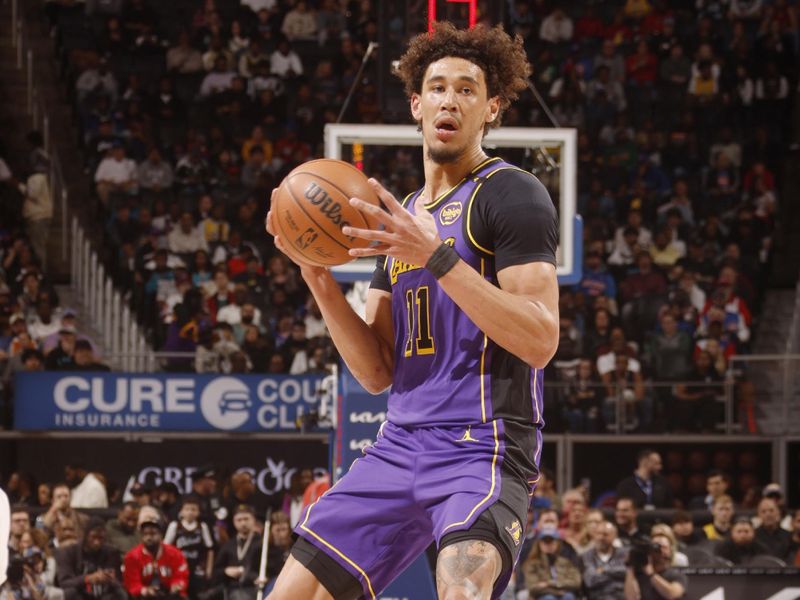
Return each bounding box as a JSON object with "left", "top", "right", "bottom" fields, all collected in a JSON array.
[{"left": 344, "top": 178, "right": 441, "bottom": 267}]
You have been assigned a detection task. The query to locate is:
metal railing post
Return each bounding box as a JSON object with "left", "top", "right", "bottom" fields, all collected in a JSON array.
[
  {"left": 782, "top": 356, "right": 790, "bottom": 435},
  {"left": 96, "top": 263, "right": 105, "bottom": 329},
  {"left": 16, "top": 21, "right": 23, "bottom": 69},
  {"left": 88, "top": 252, "right": 97, "bottom": 318},
  {"left": 724, "top": 370, "right": 734, "bottom": 435},
  {"left": 615, "top": 381, "right": 624, "bottom": 435},
  {"left": 121, "top": 305, "right": 131, "bottom": 372},
  {"left": 26, "top": 50, "right": 33, "bottom": 114},
  {"left": 83, "top": 240, "right": 91, "bottom": 305},
  {"left": 43, "top": 115, "right": 50, "bottom": 154},
  {"left": 104, "top": 279, "right": 113, "bottom": 348},
  {"left": 11, "top": 0, "right": 17, "bottom": 48},
  {"left": 61, "top": 189, "right": 68, "bottom": 258},
  {"left": 112, "top": 292, "right": 121, "bottom": 357}
]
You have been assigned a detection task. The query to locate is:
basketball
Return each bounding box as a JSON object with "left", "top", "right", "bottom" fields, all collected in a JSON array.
[{"left": 271, "top": 159, "right": 382, "bottom": 266}]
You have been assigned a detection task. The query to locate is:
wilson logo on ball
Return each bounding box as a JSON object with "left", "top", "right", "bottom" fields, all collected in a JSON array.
[{"left": 303, "top": 182, "right": 354, "bottom": 239}]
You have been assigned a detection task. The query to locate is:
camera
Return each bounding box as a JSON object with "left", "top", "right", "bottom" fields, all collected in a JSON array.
[
  {"left": 6, "top": 557, "right": 26, "bottom": 586},
  {"left": 626, "top": 538, "right": 662, "bottom": 574}
]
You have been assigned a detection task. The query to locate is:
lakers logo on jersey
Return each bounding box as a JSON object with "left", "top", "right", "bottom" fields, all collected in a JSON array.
[
  {"left": 505, "top": 520, "right": 522, "bottom": 546},
  {"left": 439, "top": 201, "right": 463, "bottom": 226}
]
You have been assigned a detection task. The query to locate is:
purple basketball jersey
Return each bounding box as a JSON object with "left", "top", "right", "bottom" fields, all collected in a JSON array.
[{"left": 384, "top": 157, "right": 545, "bottom": 430}]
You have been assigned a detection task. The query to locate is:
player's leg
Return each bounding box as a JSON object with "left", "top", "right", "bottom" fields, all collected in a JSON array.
[
  {"left": 266, "top": 555, "right": 333, "bottom": 600},
  {"left": 435, "top": 539, "right": 503, "bottom": 600}
]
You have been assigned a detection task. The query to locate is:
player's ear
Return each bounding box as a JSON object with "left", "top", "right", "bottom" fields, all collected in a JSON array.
[
  {"left": 485, "top": 96, "right": 500, "bottom": 124},
  {"left": 410, "top": 93, "right": 422, "bottom": 121}
]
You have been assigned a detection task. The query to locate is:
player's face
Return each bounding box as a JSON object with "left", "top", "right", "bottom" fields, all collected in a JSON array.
[{"left": 410, "top": 57, "right": 499, "bottom": 165}]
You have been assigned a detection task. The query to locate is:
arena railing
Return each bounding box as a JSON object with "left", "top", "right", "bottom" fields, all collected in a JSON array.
[
  {"left": 10, "top": 1, "right": 69, "bottom": 261},
  {"left": 71, "top": 217, "right": 155, "bottom": 372}
]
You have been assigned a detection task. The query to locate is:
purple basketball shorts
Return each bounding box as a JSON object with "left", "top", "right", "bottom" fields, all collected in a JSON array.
[{"left": 294, "top": 418, "right": 540, "bottom": 599}]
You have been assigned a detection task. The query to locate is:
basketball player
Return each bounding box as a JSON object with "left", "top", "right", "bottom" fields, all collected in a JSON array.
[{"left": 265, "top": 23, "right": 559, "bottom": 600}]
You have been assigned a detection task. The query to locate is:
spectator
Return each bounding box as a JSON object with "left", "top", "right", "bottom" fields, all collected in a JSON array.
[
  {"left": 281, "top": 469, "right": 311, "bottom": 528},
  {"left": 188, "top": 467, "right": 222, "bottom": 536},
  {"left": 65, "top": 464, "right": 107, "bottom": 509},
  {"left": 71, "top": 340, "right": 110, "bottom": 372},
  {"left": 35, "top": 484, "right": 88, "bottom": 538},
  {"left": 703, "top": 494, "right": 735, "bottom": 540},
  {"left": 614, "top": 498, "right": 646, "bottom": 548},
  {"left": 8, "top": 507, "right": 30, "bottom": 554},
  {"left": 688, "top": 470, "right": 730, "bottom": 510},
  {"left": 522, "top": 528, "right": 582, "bottom": 600},
  {"left": 222, "top": 473, "right": 263, "bottom": 536},
  {"left": 647, "top": 312, "right": 692, "bottom": 382},
  {"left": 539, "top": 9, "right": 574, "bottom": 44},
  {"left": 581, "top": 521, "right": 627, "bottom": 600},
  {"left": 576, "top": 251, "right": 617, "bottom": 308},
  {"left": 266, "top": 512, "right": 292, "bottom": 580},
  {"left": 168, "top": 213, "right": 208, "bottom": 255},
  {"left": 123, "top": 520, "right": 188, "bottom": 599},
  {"left": 673, "top": 350, "right": 724, "bottom": 432},
  {"left": 200, "top": 56, "right": 237, "bottom": 98},
  {"left": 270, "top": 39, "right": 303, "bottom": 79},
  {"left": 94, "top": 143, "right": 137, "bottom": 207},
  {"left": 75, "top": 58, "right": 118, "bottom": 105},
  {"left": 754, "top": 497, "right": 792, "bottom": 560},
  {"left": 716, "top": 516, "right": 771, "bottom": 565},
  {"left": 166, "top": 31, "right": 203, "bottom": 74},
  {"left": 54, "top": 517, "right": 124, "bottom": 600},
  {"left": 562, "top": 500, "right": 591, "bottom": 554},
  {"left": 104, "top": 503, "right": 140, "bottom": 558},
  {"left": 281, "top": 2, "right": 317, "bottom": 42},
  {"left": 595, "top": 39, "right": 626, "bottom": 83},
  {"left": 788, "top": 509, "right": 800, "bottom": 566},
  {"left": 212, "top": 505, "right": 260, "bottom": 600},
  {"left": 616, "top": 449, "right": 674, "bottom": 509},
  {"left": 671, "top": 511, "right": 706, "bottom": 549},
  {"left": 137, "top": 147, "right": 174, "bottom": 203}
]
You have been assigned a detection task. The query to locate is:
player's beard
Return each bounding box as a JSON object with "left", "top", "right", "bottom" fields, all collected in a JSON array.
[{"left": 427, "top": 142, "right": 467, "bottom": 164}]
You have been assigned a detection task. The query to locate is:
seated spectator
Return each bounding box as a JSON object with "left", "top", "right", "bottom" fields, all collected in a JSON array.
[
  {"left": 73, "top": 340, "right": 110, "bottom": 372},
  {"left": 94, "top": 143, "right": 137, "bottom": 207},
  {"left": 649, "top": 227, "right": 684, "bottom": 268},
  {"left": 673, "top": 351, "right": 724, "bottom": 432},
  {"left": 222, "top": 472, "right": 264, "bottom": 537},
  {"left": 65, "top": 464, "right": 107, "bottom": 510},
  {"left": 212, "top": 505, "right": 260, "bottom": 600},
  {"left": 267, "top": 512, "right": 292, "bottom": 580},
  {"left": 166, "top": 31, "right": 204, "bottom": 74},
  {"left": 755, "top": 497, "right": 792, "bottom": 560},
  {"left": 562, "top": 500, "right": 592, "bottom": 554},
  {"left": 281, "top": 2, "right": 317, "bottom": 42},
  {"left": 55, "top": 517, "right": 125, "bottom": 600},
  {"left": 576, "top": 251, "right": 617, "bottom": 309},
  {"left": 703, "top": 494, "right": 734, "bottom": 540},
  {"left": 619, "top": 252, "right": 667, "bottom": 338},
  {"left": 281, "top": 470, "right": 312, "bottom": 529},
  {"left": 200, "top": 56, "right": 237, "bottom": 98},
  {"left": 650, "top": 524, "right": 688, "bottom": 567},
  {"left": 562, "top": 358, "right": 602, "bottom": 433},
  {"left": 18, "top": 540, "right": 61, "bottom": 600},
  {"left": 616, "top": 449, "right": 674, "bottom": 509},
  {"left": 623, "top": 535, "right": 688, "bottom": 599},
  {"left": 587, "top": 65, "right": 627, "bottom": 112},
  {"left": 581, "top": 521, "right": 627, "bottom": 600},
  {"left": 716, "top": 516, "right": 770, "bottom": 565},
  {"left": 75, "top": 58, "right": 118, "bottom": 105},
  {"left": 137, "top": 147, "right": 174, "bottom": 202},
  {"left": 522, "top": 528, "right": 582, "bottom": 600},
  {"left": 539, "top": 9, "right": 573, "bottom": 44},
  {"left": 8, "top": 507, "right": 30, "bottom": 554},
  {"left": 28, "top": 301, "right": 61, "bottom": 347},
  {"left": 647, "top": 312, "right": 692, "bottom": 382},
  {"left": 614, "top": 497, "right": 646, "bottom": 548},
  {"left": 671, "top": 511, "right": 706, "bottom": 549},
  {"left": 603, "top": 353, "right": 646, "bottom": 431},
  {"left": 595, "top": 39, "right": 626, "bottom": 83},
  {"left": 35, "top": 484, "right": 88, "bottom": 538},
  {"left": 105, "top": 503, "right": 140, "bottom": 558},
  {"left": 270, "top": 39, "right": 303, "bottom": 79},
  {"left": 168, "top": 212, "right": 208, "bottom": 256},
  {"left": 123, "top": 520, "right": 188, "bottom": 600},
  {"left": 789, "top": 509, "right": 800, "bottom": 566},
  {"left": 688, "top": 470, "right": 730, "bottom": 511}
]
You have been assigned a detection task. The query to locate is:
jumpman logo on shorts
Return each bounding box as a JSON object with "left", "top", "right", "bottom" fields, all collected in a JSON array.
[{"left": 455, "top": 426, "right": 479, "bottom": 443}]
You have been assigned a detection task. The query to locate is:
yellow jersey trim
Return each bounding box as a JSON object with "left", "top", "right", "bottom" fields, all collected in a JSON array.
[
  {"left": 479, "top": 258, "right": 488, "bottom": 423},
  {"left": 465, "top": 165, "right": 532, "bottom": 257},
  {"left": 300, "top": 500, "right": 377, "bottom": 600},
  {"left": 442, "top": 419, "right": 500, "bottom": 533},
  {"left": 423, "top": 157, "right": 500, "bottom": 211}
]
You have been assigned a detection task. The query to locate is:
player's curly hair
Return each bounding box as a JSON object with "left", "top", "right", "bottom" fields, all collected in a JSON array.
[{"left": 395, "top": 21, "right": 531, "bottom": 131}]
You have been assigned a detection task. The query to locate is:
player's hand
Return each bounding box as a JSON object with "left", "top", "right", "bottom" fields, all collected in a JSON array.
[
  {"left": 265, "top": 189, "right": 327, "bottom": 275},
  {"left": 344, "top": 178, "right": 441, "bottom": 267}
]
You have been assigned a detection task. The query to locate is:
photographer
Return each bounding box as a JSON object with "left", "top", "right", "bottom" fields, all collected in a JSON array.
[
  {"left": 1, "top": 555, "right": 45, "bottom": 600},
  {"left": 624, "top": 537, "right": 687, "bottom": 600},
  {"left": 123, "top": 520, "right": 188, "bottom": 599}
]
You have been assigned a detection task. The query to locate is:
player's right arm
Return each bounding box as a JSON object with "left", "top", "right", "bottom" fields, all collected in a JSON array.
[{"left": 266, "top": 204, "right": 394, "bottom": 394}]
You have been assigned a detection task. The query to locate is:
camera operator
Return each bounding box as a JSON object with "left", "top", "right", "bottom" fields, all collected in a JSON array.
[
  {"left": 123, "top": 520, "right": 188, "bottom": 599},
  {"left": 1, "top": 555, "right": 46, "bottom": 600},
  {"left": 624, "top": 537, "right": 687, "bottom": 600}
]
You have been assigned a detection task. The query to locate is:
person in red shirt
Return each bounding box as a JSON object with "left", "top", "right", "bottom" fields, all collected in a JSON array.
[{"left": 123, "top": 520, "right": 189, "bottom": 599}]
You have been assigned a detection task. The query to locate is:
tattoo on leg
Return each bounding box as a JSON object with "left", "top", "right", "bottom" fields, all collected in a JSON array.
[{"left": 436, "top": 540, "right": 501, "bottom": 600}]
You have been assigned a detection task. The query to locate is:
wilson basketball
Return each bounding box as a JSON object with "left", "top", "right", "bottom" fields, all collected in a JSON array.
[{"left": 272, "top": 159, "right": 382, "bottom": 266}]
